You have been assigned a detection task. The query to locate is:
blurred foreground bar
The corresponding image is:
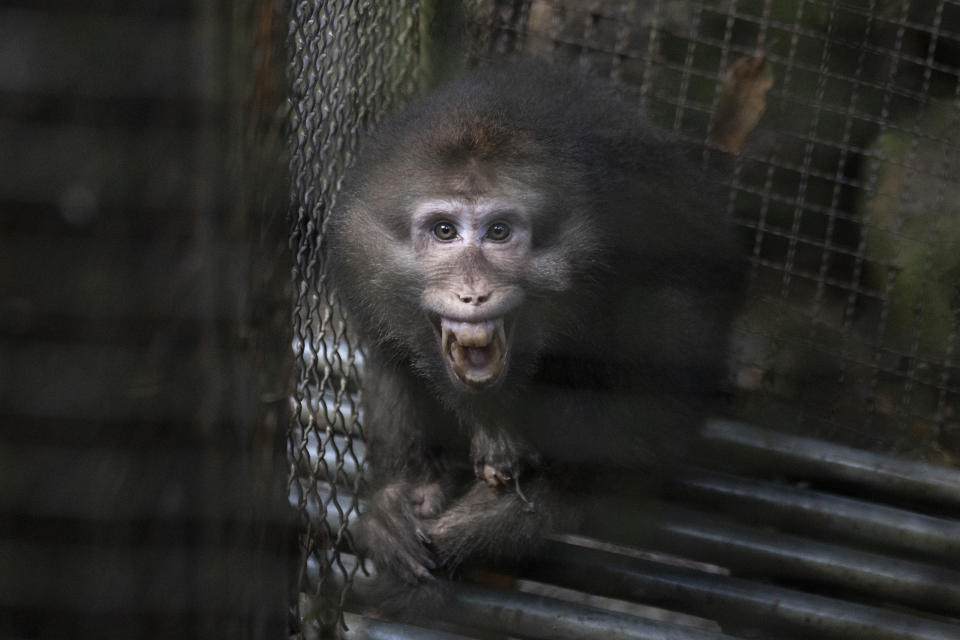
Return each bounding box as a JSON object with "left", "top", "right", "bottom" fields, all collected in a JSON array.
[{"left": 0, "top": 2, "right": 290, "bottom": 638}]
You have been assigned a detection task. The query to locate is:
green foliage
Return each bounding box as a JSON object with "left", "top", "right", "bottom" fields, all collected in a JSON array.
[{"left": 862, "top": 103, "right": 960, "bottom": 358}]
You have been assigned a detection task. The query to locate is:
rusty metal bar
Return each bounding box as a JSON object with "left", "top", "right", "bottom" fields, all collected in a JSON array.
[
  {"left": 527, "top": 540, "right": 960, "bottom": 640},
  {"left": 669, "top": 468, "right": 960, "bottom": 559},
  {"left": 417, "top": 582, "right": 739, "bottom": 640},
  {"left": 700, "top": 419, "right": 960, "bottom": 508},
  {"left": 627, "top": 506, "right": 960, "bottom": 615},
  {"left": 341, "top": 612, "right": 472, "bottom": 640},
  {"left": 327, "top": 556, "right": 742, "bottom": 640}
]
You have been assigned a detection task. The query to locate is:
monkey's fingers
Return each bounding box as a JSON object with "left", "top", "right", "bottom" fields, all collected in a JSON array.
[
  {"left": 481, "top": 462, "right": 522, "bottom": 489},
  {"left": 474, "top": 460, "right": 491, "bottom": 484},
  {"left": 360, "top": 512, "right": 438, "bottom": 584},
  {"left": 407, "top": 557, "right": 437, "bottom": 583},
  {"left": 390, "top": 557, "right": 435, "bottom": 584},
  {"left": 481, "top": 463, "right": 509, "bottom": 487},
  {"left": 514, "top": 476, "right": 536, "bottom": 512},
  {"left": 410, "top": 482, "right": 446, "bottom": 519},
  {"left": 391, "top": 541, "right": 437, "bottom": 584},
  {"left": 415, "top": 526, "right": 433, "bottom": 545}
]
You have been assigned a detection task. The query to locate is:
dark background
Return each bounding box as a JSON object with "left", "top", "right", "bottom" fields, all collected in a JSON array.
[
  {"left": 0, "top": 1, "right": 290, "bottom": 638},
  {"left": 4, "top": 1, "right": 960, "bottom": 638}
]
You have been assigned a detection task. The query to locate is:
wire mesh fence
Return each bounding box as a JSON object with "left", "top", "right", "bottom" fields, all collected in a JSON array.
[
  {"left": 475, "top": 0, "right": 960, "bottom": 458},
  {"left": 286, "top": 0, "right": 960, "bottom": 637}
]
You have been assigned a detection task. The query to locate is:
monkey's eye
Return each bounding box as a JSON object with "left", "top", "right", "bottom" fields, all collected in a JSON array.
[
  {"left": 433, "top": 220, "right": 458, "bottom": 241},
  {"left": 486, "top": 222, "right": 511, "bottom": 241}
]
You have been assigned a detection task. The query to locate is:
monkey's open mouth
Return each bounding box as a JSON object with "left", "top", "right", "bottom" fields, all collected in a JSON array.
[{"left": 439, "top": 318, "right": 507, "bottom": 388}]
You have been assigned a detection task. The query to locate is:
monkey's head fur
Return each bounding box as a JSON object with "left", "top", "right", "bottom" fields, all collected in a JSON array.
[{"left": 327, "top": 61, "right": 730, "bottom": 404}]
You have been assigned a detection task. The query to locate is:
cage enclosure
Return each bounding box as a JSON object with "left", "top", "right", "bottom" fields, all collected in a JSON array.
[{"left": 287, "top": 1, "right": 960, "bottom": 639}]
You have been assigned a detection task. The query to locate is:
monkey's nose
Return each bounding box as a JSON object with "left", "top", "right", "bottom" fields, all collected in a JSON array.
[{"left": 457, "top": 291, "right": 491, "bottom": 305}]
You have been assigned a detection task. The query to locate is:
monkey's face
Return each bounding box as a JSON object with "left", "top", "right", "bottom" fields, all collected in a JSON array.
[
  {"left": 413, "top": 196, "right": 531, "bottom": 389},
  {"left": 331, "top": 140, "right": 603, "bottom": 396}
]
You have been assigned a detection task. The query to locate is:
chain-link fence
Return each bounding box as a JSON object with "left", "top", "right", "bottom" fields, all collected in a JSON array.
[
  {"left": 288, "top": 1, "right": 960, "bottom": 638},
  {"left": 286, "top": 1, "right": 422, "bottom": 634}
]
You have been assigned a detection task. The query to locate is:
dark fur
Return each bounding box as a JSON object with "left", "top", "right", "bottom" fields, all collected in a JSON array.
[{"left": 326, "top": 60, "right": 743, "bottom": 602}]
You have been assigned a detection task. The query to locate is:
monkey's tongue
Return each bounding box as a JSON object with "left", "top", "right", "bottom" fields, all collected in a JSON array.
[{"left": 440, "top": 319, "right": 507, "bottom": 387}]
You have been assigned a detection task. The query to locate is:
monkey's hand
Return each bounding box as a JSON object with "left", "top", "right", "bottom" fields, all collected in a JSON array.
[
  {"left": 470, "top": 429, "right": 541, "bottom": 511},
  {"left": 470, "top": 428, "right": 525, "bottom": 488},
  {"left": 355, "top": 481, "right": 446, "bottom": 584},
  {"left": 429, "top": 477, "right": 551, "bottom": 570}
]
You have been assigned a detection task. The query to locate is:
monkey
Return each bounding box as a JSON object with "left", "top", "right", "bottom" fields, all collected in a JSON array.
[{"left": 325, "top": 59, "right": 744, "bottom": 593}]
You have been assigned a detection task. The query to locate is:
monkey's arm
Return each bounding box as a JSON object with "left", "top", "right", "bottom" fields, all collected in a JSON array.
[
  {"left": 428, "top": 475, "right": 566, "bottom": 571},
  {"left": 356, "top": 355, "right": 456, "bottom": 583}
]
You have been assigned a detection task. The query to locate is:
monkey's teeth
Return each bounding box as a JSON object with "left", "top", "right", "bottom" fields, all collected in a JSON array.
[
  {"left": 439, "top": 317, "right": 507, "bottom": 386},
  {"left": 441, "top": 319, "right": 498, "bottom": 347},
  {"left": 449, "top": 341, "right": 466, "bottom": 365}
]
